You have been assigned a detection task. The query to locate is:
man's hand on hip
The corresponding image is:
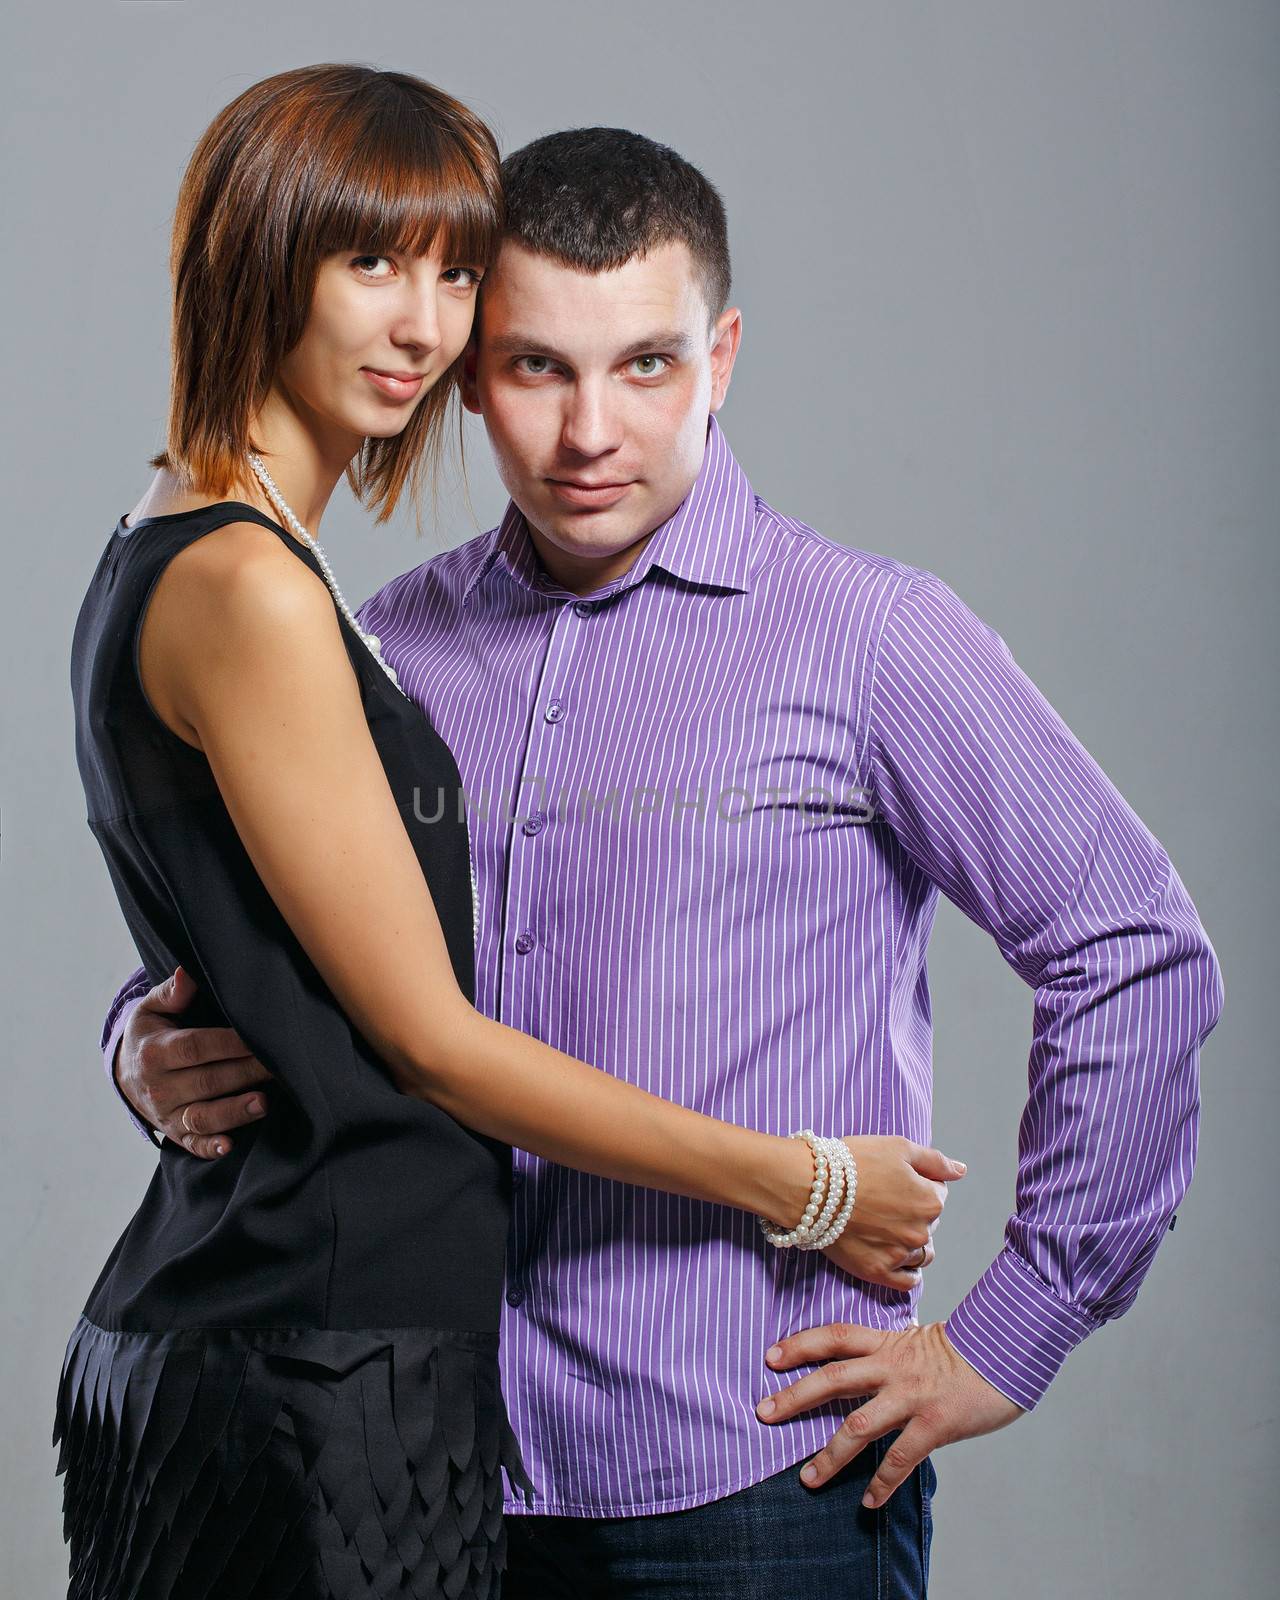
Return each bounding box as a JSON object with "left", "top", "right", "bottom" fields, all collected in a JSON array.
[
  {"left": 115, "top": 966, "right": 273, "bottom": 1157},
  {"left": 755, "top": 1320, "right": 1024, "bottom": 1506}
]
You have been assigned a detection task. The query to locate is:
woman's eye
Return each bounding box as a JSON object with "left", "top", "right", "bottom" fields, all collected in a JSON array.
[
  {"left": 442, "top": 267, "right": 482, "bottom": 288},
  {"left": 630, "top": 354, "right": 669, "bottom": 377},
  {"left": 352, "top": 255, "right": 393, "bottom": 279}
]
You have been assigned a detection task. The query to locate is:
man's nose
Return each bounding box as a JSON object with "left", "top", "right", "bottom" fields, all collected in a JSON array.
[{"left": 560, "top": 382, "right": 621, "bottom": 458}]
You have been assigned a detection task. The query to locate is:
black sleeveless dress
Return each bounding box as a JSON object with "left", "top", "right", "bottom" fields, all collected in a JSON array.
[{"left": 56, "top": 503, "right": 533, "bottom": 1599}]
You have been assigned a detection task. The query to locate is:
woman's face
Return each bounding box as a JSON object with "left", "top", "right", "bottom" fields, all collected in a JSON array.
[{"left": 273, "top": 247, "right": 483, "bottom": 450}]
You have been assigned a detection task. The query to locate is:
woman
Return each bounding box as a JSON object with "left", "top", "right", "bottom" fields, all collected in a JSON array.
[{"left": 56, "top": 64, "right": 956, "bottom": 1599}]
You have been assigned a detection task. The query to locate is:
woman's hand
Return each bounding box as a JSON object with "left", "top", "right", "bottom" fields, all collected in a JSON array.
[{"left": 819, "top": 1138, "right": 966, "bottom": 1290}]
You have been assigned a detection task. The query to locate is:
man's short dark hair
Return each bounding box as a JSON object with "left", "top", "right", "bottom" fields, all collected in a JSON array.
[{"left": 499, "top": 127, "right": 731, "bottom": 320}]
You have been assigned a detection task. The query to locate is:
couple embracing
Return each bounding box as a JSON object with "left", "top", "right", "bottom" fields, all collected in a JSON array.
[{"left": 56, "top": 62, "right": 1222, "bottom": 1600}]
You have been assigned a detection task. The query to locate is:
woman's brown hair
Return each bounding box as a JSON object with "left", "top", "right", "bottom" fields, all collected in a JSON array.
[{"left": 150, "top": 63, "right": 502, "bottom": 525}]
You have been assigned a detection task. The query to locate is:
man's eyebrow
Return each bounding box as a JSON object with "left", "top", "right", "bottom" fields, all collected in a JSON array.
[{"left": 486, "top": 330, "right": 698, "bottom": 363}]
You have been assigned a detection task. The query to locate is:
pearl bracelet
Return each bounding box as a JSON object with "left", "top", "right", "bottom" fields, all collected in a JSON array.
[
  {"left": 758, "top": 1129, "right": 829, "bottom": 1247},
  {"left": 805, "top": 1134, "right": 846, "bottom": 1243},
  {"left": 759, "top": 1130, "right": 859, "bottom": 1250},
  {"left": 804, "top": 1139, "right": 858, "bottom": 1250}
]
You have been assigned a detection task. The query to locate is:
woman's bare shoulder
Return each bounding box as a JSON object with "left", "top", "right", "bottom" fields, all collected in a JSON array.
[
  {"left": 157, "top": 520, "right": 333, "bottom": 636},
  {"left": 139, "top": 521, "right": 344, "bottom": 747}
]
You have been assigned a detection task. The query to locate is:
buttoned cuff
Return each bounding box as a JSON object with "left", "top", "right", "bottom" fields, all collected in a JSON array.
[
  {"left": 103, "top": 1002, "right": 161, "bottom": 1146},
  {"left": 944, "top": 1248, "right": 1101, "bottom": 1412}
]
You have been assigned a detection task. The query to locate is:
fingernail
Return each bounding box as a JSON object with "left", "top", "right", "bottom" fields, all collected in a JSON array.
[
  {"left": 862, "top": 1491, "right": 875, "bottom": 1508},
  {"left": 246, "top": 1098, "right": 264, "bottom": 1116},
  {"left": 801, "top": 1464, "right": 819, "bottom": 1485},
  {"left": 756, "top": 1398, "right": 775, "bottom": 1418},
  {"left": 766, "top": 1345, "right": 782, "bottom": 1364},
  {"left": 212, "top": 1140, "right": 226, "bottom": 1156},
  {"left": 954, "top": 1161, "right": 967, "bottom": 1172}
]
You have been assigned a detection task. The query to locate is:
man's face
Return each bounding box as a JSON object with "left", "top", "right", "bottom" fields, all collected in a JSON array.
[{"left": 462, "top": 239, "right": 741, "bottom": 589}]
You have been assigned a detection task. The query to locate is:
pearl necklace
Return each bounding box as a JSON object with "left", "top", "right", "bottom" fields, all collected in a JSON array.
[{"left": 244, "top": 452, "right": 404, "bottom": 694}]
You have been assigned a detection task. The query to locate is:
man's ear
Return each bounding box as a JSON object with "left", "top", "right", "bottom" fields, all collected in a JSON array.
[
  {"left": 708, "top": 307, "right": 743, "bottom": 414},
  {"left": 460, "top": 333, "right": 481, "bottom": 414}
]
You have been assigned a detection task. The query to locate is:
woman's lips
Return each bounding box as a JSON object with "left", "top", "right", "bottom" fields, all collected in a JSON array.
[
  {"left": 546, "top": 479, "right": 634, "bottom": 510},
  {"left": 362, "top": 368, "right": 425, "bottom": 401}
]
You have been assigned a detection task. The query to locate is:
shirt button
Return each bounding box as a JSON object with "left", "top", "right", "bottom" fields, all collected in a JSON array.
[
  {"left": 544, "top": 700, "right": 565, "bottom": 724},
  {"left": 521, "top": 812, "right": 546, "bottom": 837},
  {"left": 514, "top": 930, "right": 536, "bottom": 955},
  {"left": 506, "top": 1287, "right": 525, "bottom": 1307},
  {"left": 573, "top": 600, "right": 593, "bottom": 618}
]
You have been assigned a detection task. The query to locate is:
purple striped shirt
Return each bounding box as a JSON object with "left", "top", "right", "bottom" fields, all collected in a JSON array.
[{"left": 102, "top": 416, "right": 1223, "bottom": 1516}]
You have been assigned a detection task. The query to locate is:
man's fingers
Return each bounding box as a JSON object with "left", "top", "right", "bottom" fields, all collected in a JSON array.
[
  {"left": 161, "top": 1088, "right": 269, "bottom": 1157},
  {"left": 158, "top": 1028, "right": 256, "bottom": 1075},
  {"left": 765, "top": 1322, "right": 886, "bottom": 1369},
  {"left": 860, "top": 1419, "right": 936, "bottom": 1509},
  {"left": 173, "top": 1093, "right": 268, "bottom": 1139},
  {"left": 158, "top": 1055, "right": 272, "bottom": 1111},
  {"left": 145, "top": 965, "right": 199, "bottom": 1015},
  {"left": 172, "top": 1129, "right": 231, "bottom": 1161},
  {"left": 161, "top": 1117, "right": 230, "bottom": 1161},
  {"left": 797, "top": 1395, "right": 911, "bottom": 1489},
  {"left": 756, "top": 1357, "right": 881, "bottom": 1423}
]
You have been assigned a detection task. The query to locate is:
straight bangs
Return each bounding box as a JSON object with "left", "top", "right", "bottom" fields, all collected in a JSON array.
[
  {"left": 151, "top": 64, "right": 502, "bottom": 528},
  {"left": 311, "top": 111, "right": 501, "bottom": 272}
]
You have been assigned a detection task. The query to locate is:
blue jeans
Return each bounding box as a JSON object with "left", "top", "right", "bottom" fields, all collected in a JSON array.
[{"left": 502, "top": 1430, "right": 937, "bottom": 1598}]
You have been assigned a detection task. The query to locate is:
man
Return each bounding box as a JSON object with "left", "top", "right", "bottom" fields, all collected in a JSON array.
[{"left": 98, "top": 128, "right": 1223, "bottom": 1595}]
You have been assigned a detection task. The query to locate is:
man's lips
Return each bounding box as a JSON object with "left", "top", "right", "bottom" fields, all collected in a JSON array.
[{"left": 546, "top": 478, "right": 636, "bottom": 509}]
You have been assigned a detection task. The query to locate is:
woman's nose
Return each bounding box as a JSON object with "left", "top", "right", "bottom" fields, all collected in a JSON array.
[{"left": 396, "top": 286, "right": 443, "bottom": 354}]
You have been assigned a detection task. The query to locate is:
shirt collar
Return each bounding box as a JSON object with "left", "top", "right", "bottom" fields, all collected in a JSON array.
[{"left": 461, "top": 416, "right": 757, "bottom": 607}]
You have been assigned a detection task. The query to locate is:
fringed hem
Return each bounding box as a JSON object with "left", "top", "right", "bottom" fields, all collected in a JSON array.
[{"left": 53, "top": 1316, "right": 536, "bottom": 1599}]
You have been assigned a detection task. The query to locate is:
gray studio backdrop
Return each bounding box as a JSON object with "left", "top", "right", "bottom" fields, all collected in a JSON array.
[{"left": 4, "top": 3, "right": 1275, "bottom": 1596}]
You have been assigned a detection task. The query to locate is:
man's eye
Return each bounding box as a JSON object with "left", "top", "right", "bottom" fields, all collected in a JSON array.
[
  {"left": 352, "top": 255, "right": 393, "bottom": 279},
  {"left": 630, "top": 355, "right": 669, "bottom": 376},
  {"left": 516, "top": 356, "right": 554, "bottom": 375}
]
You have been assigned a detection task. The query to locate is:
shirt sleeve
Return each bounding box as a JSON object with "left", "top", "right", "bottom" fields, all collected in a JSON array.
[
  {"left": 101, "top": 967, "right": 160, "bottom": 1145},
  {"left": 862, "top": 571, "right": 1224, "bottom": 1411}
]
